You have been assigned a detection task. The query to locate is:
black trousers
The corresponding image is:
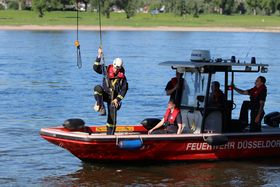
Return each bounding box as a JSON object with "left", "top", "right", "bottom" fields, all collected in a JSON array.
[
  {"left": 239, "top": 101, "right": 263, "bottom": 132},
  {"left": 250, "top": 109, "right": 264, "bottom": 132},
  {"left": 94, "top": 85, "right": 117, "bottom": 135}
]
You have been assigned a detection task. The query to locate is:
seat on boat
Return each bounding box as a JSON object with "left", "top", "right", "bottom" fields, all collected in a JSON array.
[
  {"left": 204, "top": 108, "right": 223, "bottom": 133},
  {"left": 181, "top": 109, "right": 203, "bottom": 134}
]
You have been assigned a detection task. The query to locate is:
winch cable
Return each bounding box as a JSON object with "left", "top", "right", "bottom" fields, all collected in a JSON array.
[
  {"left": 98, "top": 0, "right": 117, "bottom": 128},
  {"left": 98, "top": 0, "right": 103, "bottom": 50},
  {"left": 98, "top": 0, "right": 108, "bottom": 85},
  {"left": 75, "top": 0, "right": 82, "bottom": 69},
  {"left": 244, "top": 32, "right": 257, "bottom": 59}
]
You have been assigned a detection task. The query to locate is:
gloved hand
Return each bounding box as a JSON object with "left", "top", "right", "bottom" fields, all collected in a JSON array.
[
  {"left": 112, "top": 99, "right": 119, "bottom": 108},
  {"left": 98, "top": 47, "right": 103, "bottom": 58}
]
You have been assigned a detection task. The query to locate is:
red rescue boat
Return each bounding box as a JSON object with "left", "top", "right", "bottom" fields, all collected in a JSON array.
[
  {"left": 40, "top": 50, "right": 280, "bottom": 162},
  {"left": 40, "top": 125, "right": 280, "bottom": 161}
]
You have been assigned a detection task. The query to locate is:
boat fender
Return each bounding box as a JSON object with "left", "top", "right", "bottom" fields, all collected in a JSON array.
[
  {"left": 264, "top": 112, "right": 280, "bottom": 128},
  {"left": 63, "top": 118, "right": 85, "bottom": 130},
  {"left": 141, "top": 118, "right": 161, "bottom": 130},
  {"left": 205, "top": 135, "right": 228, "bottom": 146},
  {"left": 117, "top": 139, "right": 143, "bottom": 150}
]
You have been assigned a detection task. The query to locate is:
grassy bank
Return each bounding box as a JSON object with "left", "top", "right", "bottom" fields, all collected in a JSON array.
[{"left": 0, "top": 10, "right": 280, "bottom": 28}]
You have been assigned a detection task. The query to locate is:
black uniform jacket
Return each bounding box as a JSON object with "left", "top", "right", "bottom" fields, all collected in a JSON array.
[{"left": 93, "top": 57, "right": 128, "bottom": 102}]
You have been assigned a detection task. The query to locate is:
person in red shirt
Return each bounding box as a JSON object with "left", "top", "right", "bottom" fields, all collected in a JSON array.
[
  {"left": 165, "top": 71, "right": 183, "bottom": 107},
  {"left": 233, "top": 76, "right": 267, "bottom": 132},
  {"left": 148, "top": 99, "right": 183, "bottom": 134}
]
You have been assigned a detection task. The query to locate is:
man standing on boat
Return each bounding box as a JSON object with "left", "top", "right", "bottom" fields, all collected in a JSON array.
[
  {"left": 165, "top": 71, "right": 184, "bottom": 107},
  {"left": 93, "top": 48, "right": 128, "bottom": 135},
  {"left": 233, "top": 76, "right": 267, "bottom": 132}
]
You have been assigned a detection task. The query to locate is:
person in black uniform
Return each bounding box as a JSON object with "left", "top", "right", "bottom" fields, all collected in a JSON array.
[
  {"left": 93, "top": 48, "right": 128, "bottom": 135},
  {"left": 233, "top": 76, "right": 267, "bottom": 132},
  {"left": 165, "top": 71, "right": 183, "bottom": 107},
  {"left": 208, "top": 81, "right": 225, "bottom": 108}
]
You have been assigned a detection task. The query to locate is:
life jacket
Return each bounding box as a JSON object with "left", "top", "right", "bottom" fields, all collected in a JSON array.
[
  {"left": 164, "top": 108, "right": 180, "bottom": 125},
  {"left": 107, "top": 64, "right": 125, "bottom": 79},
  {"left": 250, "top": 84, "right": 266, "bottom": 98}
]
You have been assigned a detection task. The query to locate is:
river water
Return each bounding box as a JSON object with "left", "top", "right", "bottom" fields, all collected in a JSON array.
[{"left": 1, "top": 30, "right": 280, "bottom": 186}]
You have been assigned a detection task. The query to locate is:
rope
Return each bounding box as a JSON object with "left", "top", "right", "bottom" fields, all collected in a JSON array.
[
  {"left": 98, "top": 0, "right": 116, "bottom": 125},
  {"left": 75, "top": 0, "right": 82, "bottom": 69},
  {"left": 244, "top": 32, "right": 257, "bottom": 59},
  {"left": 98, "top": 0, "right": 103, "bottom": 49},
  {"left": 98, "top": 0, "right": 109, "bottom": 89}
]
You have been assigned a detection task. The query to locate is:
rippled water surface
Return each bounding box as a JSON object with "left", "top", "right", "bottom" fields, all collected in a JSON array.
[{"left": 1, "top": 30, "right": 280, "bottom": 186}]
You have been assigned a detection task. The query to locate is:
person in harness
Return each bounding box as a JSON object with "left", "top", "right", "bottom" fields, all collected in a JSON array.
[
  {"left": 148, "top": 99, "right": 183, "bottom": 134},
  {"left": 233, "top": 76, "right": 267, "bottom": 132},
  {"left": 93, "top": 48, "right": 128, "bottom": 135}
]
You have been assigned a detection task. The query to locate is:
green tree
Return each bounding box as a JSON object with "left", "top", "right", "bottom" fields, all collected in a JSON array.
[
  {"left": 163, "top": 0, "right": 177, "bottom": 13},
  {"left": 211, "top": 0, "right": 236, "bottom": 15},
  {"left": 32, "top": 0, "right": 47, "bottom": 17},
  {"left": 103, "top": 0, "right": 114, "bottom": 18},
  {"left": 90, "top": 0, "right": 114, "bottom": 18},
  {"left": 49, "top": 0, "right": 63, "bottom": 10},
  {"left": 60, "top": 0, "right": 74, "bottom": 10},
  {"left": 148, "top": 0, "right": 161, "bottom": 12},
  {"left": 223, "top": 0, "right": 234, "bottom": 15},
  {"left": 116, "top": 0, "right": 138, "bottom": 19},
  {"left": 260, "top": 0, "right": 279, "bottom": 15},
  {"left": 212, "top": 0, "right": 226, "bottom": 14},
  {"left": 186, "top": 0, "right": 203, "bottom": 17},
  {"left": 175, "top": 0, "right": 187, "bottom": 16},
  {"left": 277, "top": 0, "right": 280, "bottom": 14},
  {"left": 236, "top": 1, "right": 246, "bottom": 14},
  {"left": 246, "top": 0, "right": 261, "bottom": 15},
  {"left": 202, "top": 0, "right": 216, "bottom": 13},
  {"left": 124, "top": 0, "right": 138, "bottom": 18},
  {"left": 7, "top": 0, "right": 19, "bottom": 10},
  {"left": 32, "top": 0, "right": 64, "bottom": 16}
]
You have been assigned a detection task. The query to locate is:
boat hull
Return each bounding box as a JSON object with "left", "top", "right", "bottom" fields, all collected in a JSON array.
[{"left": 40, "top": 126, "right": 280, "bottom": 162}]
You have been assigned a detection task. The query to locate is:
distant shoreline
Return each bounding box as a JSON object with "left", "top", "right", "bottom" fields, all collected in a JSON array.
[{"left": 1, "top": 25, "right": 280, "bottom": 32}]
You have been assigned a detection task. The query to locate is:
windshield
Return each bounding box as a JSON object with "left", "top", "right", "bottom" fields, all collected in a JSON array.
[{"left": 181, "top": 72, "right": 209, "bottom": 108}]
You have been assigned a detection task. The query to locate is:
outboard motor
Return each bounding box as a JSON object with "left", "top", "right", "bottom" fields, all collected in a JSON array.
[
  {"left": 140, "top": 118, "right": 161, "bottom": 130},
  {"left": 63, "top": 118, "right": 85, "bottom": 130},
  {"left": 264, "top": 112, "right": 280, "bottom": 128}
]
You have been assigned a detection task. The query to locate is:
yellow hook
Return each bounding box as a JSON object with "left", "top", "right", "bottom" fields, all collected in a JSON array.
[{"left": 74, "top": 40, "right": 80, "bottom": 47}]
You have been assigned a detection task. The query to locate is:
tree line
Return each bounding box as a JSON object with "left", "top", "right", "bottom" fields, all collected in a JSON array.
[{"left": 2, "top": 0, "right": 280, "bottom": 18}]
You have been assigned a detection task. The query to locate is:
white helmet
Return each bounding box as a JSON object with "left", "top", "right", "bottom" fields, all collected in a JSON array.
[{"left": 113, "top": 58, "right": 123, "bottom": 69}]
